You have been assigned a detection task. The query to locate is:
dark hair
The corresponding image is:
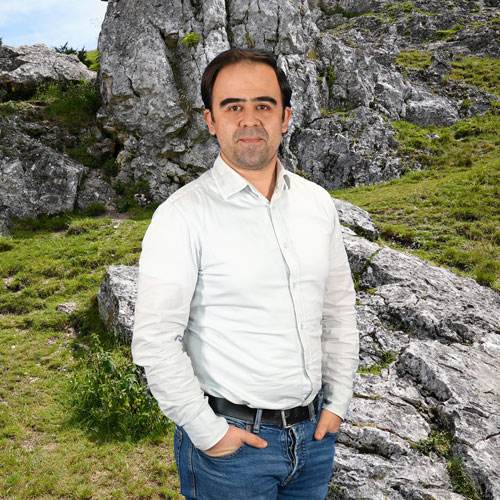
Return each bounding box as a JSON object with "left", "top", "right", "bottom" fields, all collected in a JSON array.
[{"left": 201, "top": 48, "right": 292, "bottom": 112}]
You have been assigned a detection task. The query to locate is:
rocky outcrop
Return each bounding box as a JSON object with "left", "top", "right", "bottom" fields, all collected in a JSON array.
[
  {"left": 0, "top": 44, "right": 96, "bottom": 99},
  {"left": 98, "top": 0, "right": 499, "bottom": 198},
  {"left": 98, "top": 265, "right": 138, "bottom": 345},
  {"left": 0, "top": 114, "right": 87, "bottom": 222},
  {"left": 0, "top": 45, "right": 114, "bottom": 227},
  {"left": 333, "top": 198, "right": 378, "bottom": 240},
  {"left": 98, "top": 232, "right": 500, "bottom": 499}
]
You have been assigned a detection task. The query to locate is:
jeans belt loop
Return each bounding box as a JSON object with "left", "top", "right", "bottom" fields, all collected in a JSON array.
[
  {"left": 308, "top": 401, "right": 315, "bottom": 422},
  {"left": 280, "top": 410, "right": 294, "bottom": 429},
  {"left": 253, "top": 408, "right": 263, "bottom": 434}
]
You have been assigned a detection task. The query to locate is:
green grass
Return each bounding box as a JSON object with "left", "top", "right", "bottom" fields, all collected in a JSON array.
[
  {"left": 395, "top": 50, "right": 432, "bottom": 71},
  {"left": 0, "top": 210, "right": 182, "bottom": 499},
  {"left": 449, "top": 56, "right": 500, "bottom": 96},
  {"left": 436, "top": 24, "right": 463, "bottom": 41},
  {"left": 85, "top": 50, "right": 100, "bottom": 72},
  {"left": 333, "top": 111, "right": 500, "bottom": 290},
  {"left": 357, "top": 350, "right": 396, "bottom": 375}
]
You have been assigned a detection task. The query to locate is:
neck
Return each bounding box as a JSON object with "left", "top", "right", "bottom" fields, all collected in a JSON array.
[{"left": 221, "top": 153, "right": 278, "bottom": 201}]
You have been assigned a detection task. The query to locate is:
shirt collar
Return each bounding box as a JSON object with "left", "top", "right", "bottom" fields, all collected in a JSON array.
[{"left": 211, "top": 155, "right": 291, "bottom": 200}]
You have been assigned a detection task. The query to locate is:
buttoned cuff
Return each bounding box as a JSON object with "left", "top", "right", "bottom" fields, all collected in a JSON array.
[
  {"left": 321, "top": 383, "right": 353, "bottom": 420},
  {"left": 182, "top": 403, "right": 229, "bottom": 450}
]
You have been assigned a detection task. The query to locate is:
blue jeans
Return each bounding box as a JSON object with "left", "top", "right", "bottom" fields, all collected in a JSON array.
[{"left": 174, "top": 403, "right": 337, "bottom": 500}]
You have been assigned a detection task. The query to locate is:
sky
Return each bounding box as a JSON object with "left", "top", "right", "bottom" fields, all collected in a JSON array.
[{"left": 0, "top": 0, "right": 109, "bottom": 51}]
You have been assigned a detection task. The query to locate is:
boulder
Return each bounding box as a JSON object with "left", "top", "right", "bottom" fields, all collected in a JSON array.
[
  {"left": 98, "top": 265, "right": 139, "bottom": 344},
  {"left": 97, "top": 231, "right": 500, "bottom": 499},
  {"left": 0, "top": 115, "right": 87, "bottom": 221},
  {"left": 334, "top": 198, "right": 379, "bottom": 240},
  {"left": 0, "top": 44, "right": 96, "bottom": 99}
]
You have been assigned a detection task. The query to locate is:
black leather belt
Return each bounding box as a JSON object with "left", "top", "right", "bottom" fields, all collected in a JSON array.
[{"left": 207, "top": 393, "right": 319, "bottom": 428}]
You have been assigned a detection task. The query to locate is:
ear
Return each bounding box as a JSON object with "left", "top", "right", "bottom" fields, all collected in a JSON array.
[
  {"left": 204, "top": 109, "right": 217, "bottom": 135},
  {"left": 281, "top": 107, "right": 292, "bottom": 133}
]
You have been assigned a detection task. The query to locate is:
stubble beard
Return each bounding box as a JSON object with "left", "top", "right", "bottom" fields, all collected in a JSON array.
[{"left": 226, "top": 129, "right": 277, "bottom": 171}]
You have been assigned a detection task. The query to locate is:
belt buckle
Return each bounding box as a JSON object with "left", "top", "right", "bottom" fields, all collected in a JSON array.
[{"left": 280, "top": 410, "right": 294, "bottom": 429}]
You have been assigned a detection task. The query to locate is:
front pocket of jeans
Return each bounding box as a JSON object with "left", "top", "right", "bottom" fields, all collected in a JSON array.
[
  {"left": 324, "top": 431, "right": 338, "bottom": 440},
  {"left": 198, "top": 443, "right": 246, "bottom": 461}
]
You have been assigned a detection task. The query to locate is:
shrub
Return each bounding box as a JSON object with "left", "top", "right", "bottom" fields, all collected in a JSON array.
[
  {"left": 83, "top": 202, "right": 106, "bottom": 217},
  {"left": 70, "top": 334, "right": 171, "bottom": 439},
  {"left": 54, "top": 42, "right": 90, "bottom": 68},
  {"left": 33, "top": 80, "right": 101, "bottom": 133}
]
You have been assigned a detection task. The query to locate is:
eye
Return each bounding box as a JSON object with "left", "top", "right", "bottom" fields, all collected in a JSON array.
[
  {"left": 228, "top": 105, "right": 242, "bottom": 111},
  {"left": 256, "top": 104, "right": 269, "bottom": 110}
]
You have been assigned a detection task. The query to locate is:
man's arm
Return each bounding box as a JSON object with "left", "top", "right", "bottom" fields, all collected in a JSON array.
[
  {"left": 317, "top": 198, "right": 359, "bottom": 437},
  {"left": 132, "top": 201, "right": 229, "bottom": 450}
]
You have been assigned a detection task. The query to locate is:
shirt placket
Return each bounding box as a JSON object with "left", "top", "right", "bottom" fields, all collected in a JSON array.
[{"left": 267, "top": 197, "right": 314, "bottom": 401}]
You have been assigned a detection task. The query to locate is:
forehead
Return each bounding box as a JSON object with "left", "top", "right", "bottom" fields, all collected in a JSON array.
[{"left": 212, "top": 62, "right": 282, "bottom": 102}]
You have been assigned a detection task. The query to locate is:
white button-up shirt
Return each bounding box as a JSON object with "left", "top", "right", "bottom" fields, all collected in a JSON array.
[{"left": 132, "top": 155, "right": 359, "bottom": 450}]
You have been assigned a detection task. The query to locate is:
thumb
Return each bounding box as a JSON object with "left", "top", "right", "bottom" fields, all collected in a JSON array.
[
  {"left": 314, "top": 416, "right": 328, "bottom": 441},
  {"left": 241, "top": 430, "right": 268, "bottom": 449}
]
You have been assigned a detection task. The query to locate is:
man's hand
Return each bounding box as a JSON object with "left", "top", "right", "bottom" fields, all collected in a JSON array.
[
  {"left": 203, "top": 425, "right": 268, "bottom": 457},
  {"left": 314, "top": 409, "right": 342, "bottom": 440}
]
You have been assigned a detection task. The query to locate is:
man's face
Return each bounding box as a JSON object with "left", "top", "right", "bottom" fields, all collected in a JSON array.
[{"left": 203, "top": 62, "right": 292, "bottom": 172}]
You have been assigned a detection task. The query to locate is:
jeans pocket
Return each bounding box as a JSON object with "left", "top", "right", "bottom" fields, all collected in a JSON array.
[
  {"left": 198, "top": 443, "right": 246, "bottom": 461},
  {"left": 324, "top": 431, "right": 339, "bottom": 440}
]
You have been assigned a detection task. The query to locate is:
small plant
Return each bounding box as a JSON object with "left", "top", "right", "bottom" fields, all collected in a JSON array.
[
  {"left": 308, "top": 48, "right": 319, "bottom": 60},
  {"left": 0, "top": 100, "right": 18, "bottom": 115},
  {"left": 448, "top": 457, "right": 484, "bottom": 499},
  {"left": 395, "top": 50, "right": 432, "bottom": 71},
  {"left": 245, "top": 31, "right": 255, "bottom": 49},
  {"left": 320, "top": 66, "right": 336, "bottom": 88},
  {"left": 66, "top": 145, "right": 100, "bottom": 168},
  {"left": 181, "top": 31, "right": 201, "bottom": 48},
  {"left": 70, "top": 333, "right": 172, "bottom": 440},
  {"left": 357, "top": 350, "right": 396, "bottom": 375},
  {"left": 414, "top": 430, "right": 452, "bottom": 457},
  {"left": 103, "top": 158, "right": 119, "bottom": 178}
]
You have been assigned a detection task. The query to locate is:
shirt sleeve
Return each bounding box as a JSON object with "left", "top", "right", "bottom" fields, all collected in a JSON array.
[
  {"left": 321, "top": 198, "right": 359, "bottom": 419},
  {"left": 131, "top": 200, "right": 229, "bottom": 450}
]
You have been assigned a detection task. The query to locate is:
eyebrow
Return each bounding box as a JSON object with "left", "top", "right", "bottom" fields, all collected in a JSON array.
[{"left": 219, "top": 96, "right": 278, "bottom": 108}]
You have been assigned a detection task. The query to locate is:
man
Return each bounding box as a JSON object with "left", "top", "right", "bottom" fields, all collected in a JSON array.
[{"left": 132, "top": 48, "right": 359, "bottom": 500}]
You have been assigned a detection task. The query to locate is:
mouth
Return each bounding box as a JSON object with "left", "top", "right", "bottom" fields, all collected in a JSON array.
[{"left": 238, "top": 137, "right": 264, "bottom": 144}]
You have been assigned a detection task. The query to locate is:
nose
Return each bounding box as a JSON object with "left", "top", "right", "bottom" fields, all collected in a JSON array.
[{"left": 239, "top": 107, "right": 260, "bottom": 127}]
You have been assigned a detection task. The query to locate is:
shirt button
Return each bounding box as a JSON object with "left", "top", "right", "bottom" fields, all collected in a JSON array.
[{"left": 283, "top": 242, "right": 288, "bottom": 248}]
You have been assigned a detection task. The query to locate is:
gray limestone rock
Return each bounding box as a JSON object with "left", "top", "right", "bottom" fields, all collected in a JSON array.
[
  {"left": 97, "top": 230, "right": 500, "bottom": 498},
  {"left": 0, "top": 115, "right": 87, "bottom": 221},
  {"left": 334, "top": 198, "right": 379, "bottom": 240},
  {"left": 97, "top": 0, "right": 499, "bottom": 200},
  {"left": 0, "top": 44, "right": 96, "bottom": 99},
  {"left": 98, "top": 265, "right": 139, "bottom": 344},
  {"left": 76, "top": 170, "right": 117, "bottom": 211}
]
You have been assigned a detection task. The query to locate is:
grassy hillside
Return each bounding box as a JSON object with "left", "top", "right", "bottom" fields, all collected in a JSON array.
[
  {"left": 332, "top": 55, "right": 500, "bottom": 291},
  {"left": 0, "top": 52, "right": 499, "bottom": 500},
  {"left": 0, "top": 213, "right": 181, "bottom": 499},
  {"left": 333, "top": 110, "right": 500, "bottom": 290}
]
